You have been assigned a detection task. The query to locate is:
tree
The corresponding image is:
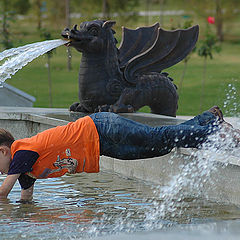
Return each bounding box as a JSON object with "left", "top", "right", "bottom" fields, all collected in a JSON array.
[
  {"left": 65, "top": 0, "right": 72, "bottom": 71},
  {"left": 0, "top": 0, "right": 13, "bottom": 49},
  {"left": 11, "top": 0, "right": 31, "bottom": 15},
  {"left": 29, "top": 0, "right": 46, "bottom": 30},
  {"left": 46, "top": 0, "right": 66, "bottom": 26},
  {"left": 71, "top": 0, "right": 139, "bottom": 22},
  {"left": 40, "top": 29, "right": 55, "bottom": 107},
  {"left": 36, "top": 0, "right": 43, "bottom": 30},
  {"left": 0, "top": 0, "right": 30, "bottom": 49},
  {"left": 102, "top": 0, "right": 110, "bottom": 19},
  {"left": 183, "top": 0, "right": 240, "bottom": 41},
  {"left": 178, "top": 20, "right": 196, "bottom": 96},
  {"left": 197, "top": 27, "right": 221, "bottom": 111}
]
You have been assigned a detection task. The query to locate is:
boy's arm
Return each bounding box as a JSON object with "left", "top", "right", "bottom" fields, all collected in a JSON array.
[
  {"left": 20, "top": 184, "right": 34, "bottom": 200},
  {"left": 0, "top": 174, "right": 20, "bottom": 198}
]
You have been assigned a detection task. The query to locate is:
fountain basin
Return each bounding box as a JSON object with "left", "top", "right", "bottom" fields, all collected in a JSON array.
[
  {"left": 1, "top": 106, "right": 240, "bottom": 239},
  {"left": 0, "top": 106, "right": 240, "bottom": 206}
]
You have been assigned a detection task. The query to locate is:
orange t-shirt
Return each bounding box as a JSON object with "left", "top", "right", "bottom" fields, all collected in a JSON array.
[{"left": 11, "top": 116, "right": 100, "bottom": 179}]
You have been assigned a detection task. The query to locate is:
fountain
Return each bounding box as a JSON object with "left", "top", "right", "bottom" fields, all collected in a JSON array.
[{"left": 0, "top": 34, "right": 239, "bottom": 240}]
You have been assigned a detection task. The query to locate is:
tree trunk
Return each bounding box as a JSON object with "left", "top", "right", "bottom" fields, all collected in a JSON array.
[
  {"left": 36, "top": 0, "right": 42, "bottom": 30},
  {"left": 2, "top": 1, "right": 7, "bottom": 43},
  {"left": 145, "top": 0, "right": 150, "bottom": 25},
  {"left": 65, "top": 0, "right": 72, "bottom": 71},
  {"left": 215, "top": 0, "right": 224, "bottom": 41},
  {"left": 2, "top": 0, "right": 12, "bottom": 49},
  {"left": 47, "top": 54, "right": 53, "bottom": 108},
  {"left": 200, "top": 57, "right": 207, "bottom": 112},
  {"left": 159, "top": 0, "right": 165, "bottom": 27},
  {"left": 178, "top": 59, "right": 188, "bottom": 96},
  {"left": 102, "top": 0, "right": 110, "bottom": 19}
]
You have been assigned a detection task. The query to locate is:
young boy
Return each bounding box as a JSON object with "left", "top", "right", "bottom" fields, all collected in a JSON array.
[{"left": 0, "top": 106, "right": 239, "bottom": 201}]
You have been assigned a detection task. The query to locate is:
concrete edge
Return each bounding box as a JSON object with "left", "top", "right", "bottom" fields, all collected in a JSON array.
[
  {"left": 0, "top": 111, "right": 69, "bottom": 126},
  {"left": 27, "top": 114, "right": 69, "bottom": 126},
  {"left": 2, "top": 82, "right": 36, "bottom": 102}
]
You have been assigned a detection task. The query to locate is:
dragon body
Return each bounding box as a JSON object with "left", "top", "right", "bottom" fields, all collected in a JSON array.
[{"left": 62, "top": 20, "right": 199, "bottom": 117}]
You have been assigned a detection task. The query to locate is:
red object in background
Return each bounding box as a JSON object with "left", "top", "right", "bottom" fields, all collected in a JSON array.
[{"left": 207, "top": 16, "right": 215, "bottom": 24}]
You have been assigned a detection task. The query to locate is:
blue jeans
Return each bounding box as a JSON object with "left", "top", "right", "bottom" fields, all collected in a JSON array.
[{"left": 89, "top": 111, "right": 218, "bottom": 160}]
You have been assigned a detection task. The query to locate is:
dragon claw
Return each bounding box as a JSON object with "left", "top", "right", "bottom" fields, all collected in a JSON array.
[
  {"left": 110, "top": 104, "right": 134, "bottom": 113},
  {"left": 73, "top": 24, "right": 78, "bottom": 31}
]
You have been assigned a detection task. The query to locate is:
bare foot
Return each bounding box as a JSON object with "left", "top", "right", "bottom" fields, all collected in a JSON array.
[
  {"left": 208, "top": 106, "right": 224, "bottom": 123},
  {"left": 220, "top": 122, "right": 240, "bottom": 146},
  {"left": 208, "top": 106, "right": 234, "bottom": 127}
]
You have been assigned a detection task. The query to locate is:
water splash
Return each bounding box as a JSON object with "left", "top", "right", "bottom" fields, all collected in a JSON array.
[
  {"left": 223, "top": 82, "right": 239, "bottom": 117},
  {"left": 144, "top": 119, "right": 240, "bottom": 229},
  {"left": 0, "top": 39, "right": 68, "bottom": 87}
]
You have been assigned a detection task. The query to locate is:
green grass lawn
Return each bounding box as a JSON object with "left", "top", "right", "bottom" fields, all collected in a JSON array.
[{"left": 3, "top": 16, "right": 240, "bottom": 117}]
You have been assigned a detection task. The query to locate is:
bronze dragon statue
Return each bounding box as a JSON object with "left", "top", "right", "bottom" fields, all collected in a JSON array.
[{"left": 61, "top": 20, "right": 199, "bottom": 117}]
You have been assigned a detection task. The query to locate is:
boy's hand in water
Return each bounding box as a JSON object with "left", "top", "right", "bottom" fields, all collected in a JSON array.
[
  {"left": 0, "top": 174, "right": 20, "bottom": 198},
  {"left": 0, "top": 174, "right": 34, "bottom": 200},
  {"left": 20, "top": 185, "right": 34, "bottom": 201}
]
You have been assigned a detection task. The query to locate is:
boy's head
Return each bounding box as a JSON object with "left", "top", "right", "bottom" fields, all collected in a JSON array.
[
  {"left": 0, "top": 129, "right": 14, "bottom": 148},
  {"left": 0, "top": 129, "right": 14, "bottom": 174}
]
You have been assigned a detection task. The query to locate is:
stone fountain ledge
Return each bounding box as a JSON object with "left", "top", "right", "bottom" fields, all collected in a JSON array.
[{"left": 0, "top": 106, "right": 240, "bottom": 205}]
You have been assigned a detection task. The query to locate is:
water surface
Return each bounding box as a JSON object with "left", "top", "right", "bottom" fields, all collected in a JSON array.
[{"left": 1, "top": 171, "right": 240, "bottom": 240}]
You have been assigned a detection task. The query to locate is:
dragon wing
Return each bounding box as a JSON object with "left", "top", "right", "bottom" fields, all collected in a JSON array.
[
  {"left": 118, "top": 25, "right": 199, "bottom": 84},
  {"left": 118, "top": 23, "right": 160, "bottom": 69}
]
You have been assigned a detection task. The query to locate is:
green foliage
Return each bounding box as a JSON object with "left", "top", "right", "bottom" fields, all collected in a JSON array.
[
  {"left": 0, "top": 0, "right": 30, "bottom": 49},
  {"left": 198, "top": 31, "right": 221, "bottom": 59},
  {"left": 182, "top": 0, "right": 240, "bottom": 41},
  {"left": 46, "top": 0, "right": 66, "bottom": 26},
  {"left": 183, "top": 0, "right": 240, "bottom": 19},
  {"left": 11, "top": 0, "right": 31, "bottom": 14},
  {"left": 182, "top": 20, "right": 193, "bottom": 29},
  {"left": 0, "top": 0, "right": 30, "bottom": 15},
  {"left": 71, "top": 0, "right": 139, "bottom": 21},
  {"left": 40, "top": 29, "right": 51, "bottom": 40},
  {"left": 110, "top": 0, "right": 139, "bottom": 12},
  {"left": 0, "top": 1, "right": 14, "bottom": 49}
]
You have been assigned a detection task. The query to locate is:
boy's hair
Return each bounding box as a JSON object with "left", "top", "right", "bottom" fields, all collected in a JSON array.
[{"left": 0, "top": 128, "right": 15, "bottom": 148}]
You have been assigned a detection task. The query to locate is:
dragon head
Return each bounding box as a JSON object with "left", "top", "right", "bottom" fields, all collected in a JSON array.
[{"left": 61, "top": 20, "right": 116, "bottom": 54}]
